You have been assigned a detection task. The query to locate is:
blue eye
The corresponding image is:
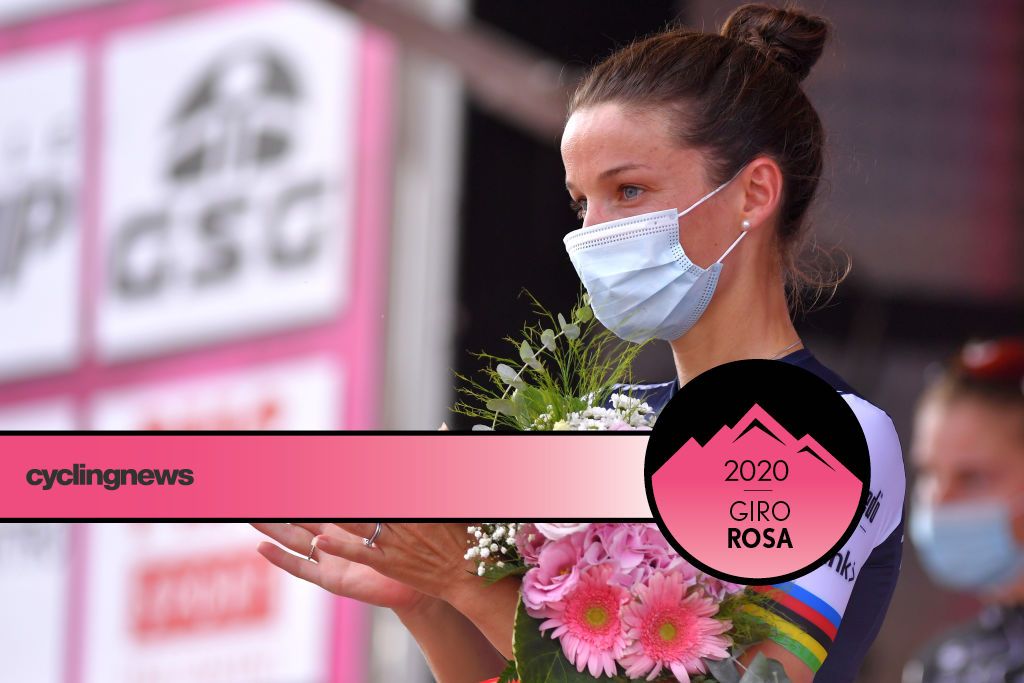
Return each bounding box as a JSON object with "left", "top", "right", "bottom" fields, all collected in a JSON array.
[{"left": 622, "top": 185, "right": 643, "bottom": 200}]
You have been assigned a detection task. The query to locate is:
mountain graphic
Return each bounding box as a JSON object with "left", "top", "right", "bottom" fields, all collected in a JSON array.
[
  {"left": 651, "top": 403, "right": 863, "bottom": 580},
  {"left": 654, "top": 404, "right": 847, "bottom": 478},
  {"left": 733, "top": 417, "right": 785, "bottom": 445}
]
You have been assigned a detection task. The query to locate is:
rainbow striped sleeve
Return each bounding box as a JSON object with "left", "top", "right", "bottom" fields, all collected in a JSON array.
[{"left": 741, "top": 582, "right": 842, "bottom": 673}]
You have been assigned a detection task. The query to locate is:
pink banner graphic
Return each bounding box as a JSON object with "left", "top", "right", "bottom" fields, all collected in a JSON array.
[{"left": 0, "top": 434, "right": 651, "bottom": 518}]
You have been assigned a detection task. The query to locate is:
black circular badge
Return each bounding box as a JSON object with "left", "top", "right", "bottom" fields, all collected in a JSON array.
[{"left": 645, "top": 360, "right": 870, "bottom": 585}]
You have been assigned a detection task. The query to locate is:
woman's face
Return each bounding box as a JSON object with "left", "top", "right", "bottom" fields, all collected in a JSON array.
[
  {"left": 560, "top": 102, "right": 739, "bottom": 269},
  {"left": 912, "top": 396, "right": 1024, "bottom": 508}
]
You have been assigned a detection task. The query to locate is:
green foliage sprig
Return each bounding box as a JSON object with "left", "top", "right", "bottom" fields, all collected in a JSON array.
[{"left": 452, "top": 290, "right": 651, "bottom": 430}]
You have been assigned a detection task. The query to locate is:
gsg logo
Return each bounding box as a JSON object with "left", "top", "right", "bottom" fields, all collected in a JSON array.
[
  {"left": 98, "top": 3, "right": 357, "bottom": 360},
  {"left": 109, "top": 46, "right": 330, "bottom": 301}
]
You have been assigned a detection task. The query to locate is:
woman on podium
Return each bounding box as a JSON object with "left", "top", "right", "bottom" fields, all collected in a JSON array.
[{"left": 253, "top": 4, "right": 906, "bottom": 682}]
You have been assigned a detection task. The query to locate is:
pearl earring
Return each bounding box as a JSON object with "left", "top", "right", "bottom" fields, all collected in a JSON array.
[{"left": 741, "top": 219, "right": 752, "bottom": 231}]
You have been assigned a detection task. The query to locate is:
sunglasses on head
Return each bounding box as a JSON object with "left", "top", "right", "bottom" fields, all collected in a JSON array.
[{"left": 954, "top": 339, "right": 1024, "bottom": 392}]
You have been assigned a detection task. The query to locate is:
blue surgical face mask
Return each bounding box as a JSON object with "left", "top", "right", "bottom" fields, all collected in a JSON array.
[
  {"left": 909, "top": 497, "right": 1024, "bottom": 591},
  {"left": 563, "top": 171, "right": 747, "bottom": 344}
]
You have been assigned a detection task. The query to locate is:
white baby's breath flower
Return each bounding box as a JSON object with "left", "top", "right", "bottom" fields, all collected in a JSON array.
[{"left": 463, "top": 523, "right": 528, "bottom": 579}]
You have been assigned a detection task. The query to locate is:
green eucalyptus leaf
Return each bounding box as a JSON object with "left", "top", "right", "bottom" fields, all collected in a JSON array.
[
  {"left": 486, "top": 398, "right": 520, "bottom": 417},
  {"left": 471, "top": 424, "right": 495, "bottom": 431},
  {"left": 540, "top": 329, "right": 557, "bottom": 352},
  {"left": 520, "top": 341, "right": 543, "bottom": 371},
  {"left": 737, "top": 652, "right": 792, "bottom": 683},
  {"left": 705, "top": 657, "right": 741, "bottom": 683},
  {"left": 562, "top": 323, "right": 581, "bottom": 340},
  {"left": 575, "top": 305, "right": 593, "bottom": 323},
  {"left": 496, "top": 363, "right": 525, "bottom": 389}
]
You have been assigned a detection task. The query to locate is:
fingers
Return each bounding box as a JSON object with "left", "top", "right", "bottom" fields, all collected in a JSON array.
[
  {"left": 256, "top": 540, "right": 322, "bottom": 585},
  {"left": 290, "top": 522, "right": 339, "bottom": 538},
  {"left": 332, "top": 522, "right": 380, "bottom": 541},
  {"left": 319, "top": 525, "right": 367, "bottom": 544},
  {"left": 251, "top": 522, "right": 385, "bottom": 574},
  {"left": 313, "top": 532, "right": 380, "bottom": 567},
  {"left": 250, "top": 522, "right": 316, "bottom": 556}
]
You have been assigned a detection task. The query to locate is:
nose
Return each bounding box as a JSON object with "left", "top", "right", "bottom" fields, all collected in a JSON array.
[
  {"left": 929, "top": 479, "right": 961, "bottom": 506},
  {"left": 913, "top": 473, "right": 952, "bottom": 508},
  {"left": 582, "top": 206, "right": 613, "bottom": 229}
]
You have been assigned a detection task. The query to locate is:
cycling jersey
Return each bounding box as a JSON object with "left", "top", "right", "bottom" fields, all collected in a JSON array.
[
  {"left": 903, "top": 602, "right": 1024, "bottom": 682},
  {"left": 613, "top": 348, "right": 907, "bottom": 682}
]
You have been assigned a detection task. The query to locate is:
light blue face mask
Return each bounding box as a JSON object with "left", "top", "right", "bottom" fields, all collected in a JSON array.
[
  {"left": 909, "top": 497, "right": 1024, "bottom": 591},
  {"left": 563, "top": 172, "right": 747, "bottom": 344}
]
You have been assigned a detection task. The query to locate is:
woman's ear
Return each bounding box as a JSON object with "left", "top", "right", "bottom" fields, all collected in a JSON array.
[{"left": 739, "top": 156, "right": 784, "bottom": 229}]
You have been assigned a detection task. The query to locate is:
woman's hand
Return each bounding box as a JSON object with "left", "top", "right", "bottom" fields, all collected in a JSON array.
[
  {"left": 309, "top": 523, "right": 478, "bottom": 603},
  {"left": 250, "top": 522, "right": 428, "bottom": 612},
  {"left": 313, "top": 523, "right": 519, "bottom": 659}
]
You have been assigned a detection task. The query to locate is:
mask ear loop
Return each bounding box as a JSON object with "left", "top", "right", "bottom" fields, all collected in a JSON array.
[
  {"left": 716, "top": 227, "right": 749, "bottom": 264},
  {"left": 674, "top": 164, "right": 752, "bottom": 263},
  {"left": 675, "top": 164, "right": 748, "bottom": 219}
]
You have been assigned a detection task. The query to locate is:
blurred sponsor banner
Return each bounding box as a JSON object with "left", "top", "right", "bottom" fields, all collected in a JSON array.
[
  {"left": 0, "top": 0, "right": 393, "bottom": 430},
  {"left": 0, "top": 46, "right": 84, "bottom": 382},
  {"left": 0, "top": 523, "right": 71, "bottom": 683},
  {"left": 0, "top": 397, "right": 76, "bottom": 429},
  {"left": 90, "top": 355, "right": 341, "bottom": 430},
  {"left": 98, "top": 1, "right": 357, "bottom": 360},
  {"left": 80, "top": 523, "right": 367, "bottom": 683},
  {"left": 0, "top": 0, "right": 114, "bottom": 24}
]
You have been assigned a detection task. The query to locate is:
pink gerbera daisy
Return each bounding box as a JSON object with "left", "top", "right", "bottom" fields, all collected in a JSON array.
[
  {"left": 620, "top": 572, "right": 732, "bottom": 682},
  {"left": 539, "top": 563, "right": 631, "bottom": 678}
]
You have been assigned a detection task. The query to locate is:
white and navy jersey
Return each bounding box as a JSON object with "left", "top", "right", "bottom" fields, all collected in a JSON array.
[
  {"left": 904, "top": 603, "right": 1024, "bottom": 682},
  {"left": 614, "top": 348, "right": 906, "bottom": 681}
]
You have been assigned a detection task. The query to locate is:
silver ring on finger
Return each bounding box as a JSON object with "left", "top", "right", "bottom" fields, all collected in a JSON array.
[{"left": 364, "top": 522, "right": 383, "bottom": 548}]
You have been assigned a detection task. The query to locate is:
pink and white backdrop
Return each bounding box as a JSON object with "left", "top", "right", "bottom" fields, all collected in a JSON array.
[
  {"left": 0, "top": 0, "right": 393, "bottom": 431},
  {"left": 0, "top": 0, "right": 397, "bottom": 680},
  {"left": 1, "top": 522, "right": 371, "bottom": 683}
]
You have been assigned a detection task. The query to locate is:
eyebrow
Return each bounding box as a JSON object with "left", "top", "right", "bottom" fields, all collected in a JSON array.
[{"left": 565, "top": 163, "right": 651, "bottom": 192}]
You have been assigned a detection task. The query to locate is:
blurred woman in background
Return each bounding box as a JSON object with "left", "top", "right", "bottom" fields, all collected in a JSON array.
[{"left": 905, "top": 339, "right": 1024, "bottom": 682}]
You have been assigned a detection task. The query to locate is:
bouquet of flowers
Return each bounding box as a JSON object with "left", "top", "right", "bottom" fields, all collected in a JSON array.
[
  {"left": 467, "top": 523, "right": 793, "bottom": 683},
  {"left": 455, "top": 298, "right": 793, "bottom": 681},
  {"left": 452, "top": 292, "right": 656, "bottom": 431}
]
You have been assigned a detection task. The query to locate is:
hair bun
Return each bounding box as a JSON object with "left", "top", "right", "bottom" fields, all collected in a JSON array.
[{"left": 721, "top": 3, "right": 830, "bottom": 81}]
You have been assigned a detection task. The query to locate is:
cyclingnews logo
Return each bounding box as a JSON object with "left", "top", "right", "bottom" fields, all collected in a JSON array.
[{"left": 26, "top": 464, "right": 195, "bottom": 491}]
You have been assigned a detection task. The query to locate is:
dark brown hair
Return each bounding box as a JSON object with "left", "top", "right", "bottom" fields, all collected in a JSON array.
[{"left": 569, "top": 3, "right": 841, "bottom": 308}]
